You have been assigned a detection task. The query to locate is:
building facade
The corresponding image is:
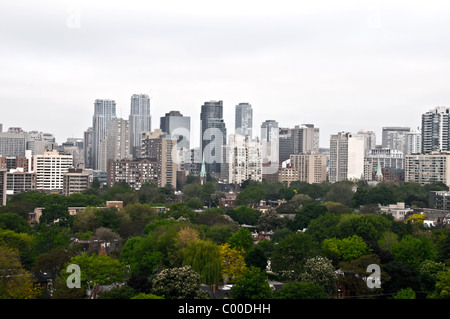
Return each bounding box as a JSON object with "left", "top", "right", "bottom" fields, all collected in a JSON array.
[
  {"left": 421, "top": 106, "right": 450, "bottom": 154},
  {"left": 92, "top": 99, "right": 116, "bottom": 170},
  {"left": 329, "top": 132, "right": 365, "bottom": 183},
  {"left": 235, "top": 103, "right": 253, "bottom": 139},
  {"left": 405, "top": 152, "right": 450, "bottom": 187},
  {"left": 32, "top": 151, "right": 73, "bottom": 191},
  {"left": 107, "top": 158, "right": 160, "bottom": 190},
  {"left": 63, "top": 168, "right": 91, "bottom": 196},
  {"left": 129, "top": 94, "right": 151, "bottom": 158}
]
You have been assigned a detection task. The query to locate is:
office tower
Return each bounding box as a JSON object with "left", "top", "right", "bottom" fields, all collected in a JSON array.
[
  {"left": 0, "top": 129, "right": 27, "bottom": 157},
  {"left": 129, "top": 94, "right": 151, "bottom": 158},
  {"left": 92, "top": 99, "right": 116, "bottom": 170},
  {"left": 99, "top": 118, "right": 131, "bottom": 171},
  {"left": 382, "top": 126, "right": 410, "bottom": 153},
  {"left": 261, "top": 120, "right": 278, "bottom": 142},
  {"left": 405, "top": 129, "right": 422, "bottom": 155},
  {"left": 200, "top": 101, "right": 227, "bottom": 175},
  {"left": 278, "top": 127, "right": 292, "bottom": 163},
  {"left": 63, "top": 168, "right": 91, "bottom": 196},
  {"left": 405, "top": 152, "right": 450, "bottom": 187},
  {"left": 235, "top": 103, "right": 253, "bottom": 139},
  {"left": 220, "top": 134, "right": 262, "bottom": 184},
  {"left": 160, "top": 111, "right": 191, "bottom": 150},
  {"left": 62, "top": 138, "right": 85, "bottom": 169},
  {"left": 421, "top": 106, "right": 450, "bottom": 154},
  {"left": 329, "top": 132, "right": 365, "bottom": 183},
  {"left": 33, "top": 151, "right": 73, "bottom": 191},
  {"left": 141, "top": 129, "right": 178, "bottom": 188}
]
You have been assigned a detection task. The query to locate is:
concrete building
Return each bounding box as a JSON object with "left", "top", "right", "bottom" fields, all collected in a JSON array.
[
  {"left": 220, "top": 134, "right": 262, "bottom": 184},
  {"left": 63, "top": 168, "right": 91, "bottom": 196},
  {"left": 0, "top": 129, "right": 27, "bottom": 157},
  {"left": 33, "top": 151, "right": 73, "bottom": 191},
  {"left": 329, "top": 132, "right": 365, "bottom": 183},
  {"left": 129, "top": 94, "right": 151, "bottom": 158},
  {"left": 429, "top": 191, "right": 450, "bottom": 210},
  {"left": 379, "top": 202, "right": 413, "bottom": 221},
  {"left": 421, "top": 106, "right": 450, "bottom": 154},
  {"left": 100, "top": 118, "right": 131, "bottom": 171},
  {"left": 405, "top": 129, "right": 422, "bottom": 155},
  {"left": 141, "top": 129, "right": 177, "bottom": 188},
  {"left": 0, "top": 169, "right": 7, "bottom": 206},
  {"left": 405, "top": 152, "right": 450, "bottom": 187},
  {"left": 92, "top": 99, "right": 117, "bottom": 170},
  {"left": 6, "top": 168, "right": 36, "bottom": 196},
  {"left": 289, "top": 153, "right": 327, "bottom": 184},
  {"left": 107, "top": 158, "right": 160, "bottom": 190},
  {"left": 382, "top": 127, "right": 410, "bottom": 154},
  {"left": 364, "top": 148, "right": 404, "bottom": 181}
]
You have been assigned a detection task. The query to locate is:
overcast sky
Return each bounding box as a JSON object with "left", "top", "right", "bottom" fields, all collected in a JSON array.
[{"left": 1, "top": 0, "right": 450, "bottom": 147}]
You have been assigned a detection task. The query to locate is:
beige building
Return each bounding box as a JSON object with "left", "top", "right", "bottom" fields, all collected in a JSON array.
[
  {"left": 141, "top": 129, "right": 177, "bottom": 188},
  {"left": 405, "top": 152, "right": 450, "bottom": 187},
  {"left": 63, "top": 168, "right": 91, "bottom": 196},
  {"left": 278, "top": 153, "right": 327, "bottom": 185}
]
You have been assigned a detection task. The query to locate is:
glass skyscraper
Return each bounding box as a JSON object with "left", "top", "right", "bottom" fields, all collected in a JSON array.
[{"left": 129, "top": 94, "right": 151, "bottom": 157}]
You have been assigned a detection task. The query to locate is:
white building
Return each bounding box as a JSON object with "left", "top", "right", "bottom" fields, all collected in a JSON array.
[
  {"left": 379, "top": 202, "right": 413, "bottom": 221},
  {"left": 329, "top": 132, "right": 365, "bottom": 183},
  {"left": 33, "top": 151, "right": 73, "bottom": 191},
  {"left": 220, "top": 134, "right": 262, "bottom": 184}
]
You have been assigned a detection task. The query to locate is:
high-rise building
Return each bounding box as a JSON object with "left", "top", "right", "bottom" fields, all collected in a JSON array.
[
  {"left": 33, "top": 151, "right": 73, "bottom": 191},
  {"left": 357, "top": 130, "right": 377, "bottom": 156},
  {"left": 405, "top": 152, "right": 450, "bottom": 187},
  {"left": 141, "top": 129, "right": 178, "bottom": 188},
  {"left": 405, "top": 129, "right": 422, "bottom": 155},
  {"left": 6, "top": 168, "right": 36, "bottom": 195},
  {"left": 220, "top": 134, "right": 262, "bottom": 184},
  {"left": 92, "top": 99, "right": 116, "bottom": 170},
  {"left": 99, "top": 118, "right": 131, "bottom": 171},
  {"left": 160, "top": 111, "right": 190, "bottom": 150},
  {"left": 0, "top": 129, "right": 27, "bottom": 157},
  {"left": 107, "top": 158, "right": 160, "bottom": 190},
  {"left": 260, "top": 120, "right": 278, "bottom": 142},
  {"left": 278, "top": 153, "right": 327, "bottom": 185},
  {"left": 291, "top": 124, "right": 318, "bottom": 154},
  {"left": 0, "top": 169, "right": 7, "bottom": 206},
  {"left": 84, "top": 127, "right": 93, "bottom": 169},
  {"left": 235, "top": 103, "right": 253, "bottom": 139},
  {"left": 364, "top": 148, "right": 404, "bottom": 181},
  {"left": 63, "top": 168, "right": 90, "bottom": 196},
  {"left": 382, "top": 126, "right": 410, "bottom": 153},
  {"left": 129, "top": 94, "right": 151, "bottom": 158},
  {"left": 200, "top": 101, "right": 227, "bottom": 175},
  {"left": 329, "top": 132, "right": 365, "bottom": 183},
  {"left": 421, "top": 106, "right": 450, "bottom": 154}
]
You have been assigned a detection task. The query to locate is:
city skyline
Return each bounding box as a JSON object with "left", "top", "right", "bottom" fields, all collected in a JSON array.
[{"left": 2, "top": 1, "right": 450, "bottom": 147}]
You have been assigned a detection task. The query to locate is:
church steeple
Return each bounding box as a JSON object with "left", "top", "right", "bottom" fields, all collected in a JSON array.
[{"left": 200, "top": 155, "right": 207, "bottom": 185}]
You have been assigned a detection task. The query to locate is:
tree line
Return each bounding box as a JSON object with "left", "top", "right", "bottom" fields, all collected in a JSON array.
[{"left": 0, "top": 177, "right": 450, "bottom": 299}]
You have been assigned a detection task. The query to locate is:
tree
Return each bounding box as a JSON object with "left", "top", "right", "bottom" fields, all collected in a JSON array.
[
  {"left": 0, "top": 213, "right": 31, "bottom": 233},
  {"left": 0, "top": 246, "right": 41, "bottom": 299},
  {"left": 226, "top": 206, "right": 261, "bottom": 225},
  {"left": 245, "top": 245, "right": 268, "bottom": 270},
  {"left": 236, "top": 183, "right": 267, "bottom": 206},
  {"left": 390, "top": 235, "right": 437, "bottom": 268},
  {"left": 429, "top": 268, "right": 450, "bottom": 299},
  {"left": 231, "top": 266, "right": 272, "bottom": 299},
  {"left": 181, "top": 239, "right": 221, "bottom": 286},
  {"left": 220, "top": 243, "right": 246, "bottom": 283},
  {"left": 227, "top": 227, "right": 253, "bottom": 251},
  {"left": 289, "top": 203, "right": 328, "bottom": 231},
  {"left": 323, "top": 181, "right": 354, "bottom": 207},
  {"left": 393, "top": 287, "right": 416, "bottom": 299},
  {"left": 257, "top": 210, "right": 286, "bottom": 233},
  {"left": 270, "top": 232, "right": 317, "bottom": 280},
  {"left": 299, "top": 256, "right": 338, "bottom": 297},
  {"left": 419, "top": 260, "right": 446, "bottom": 293},
  {"left": 62, "top": 253, "right": 127, "bottom": 289},
  {"left": 151, "top": 266, "right": 209, "bottom": 299},
  {"left": 272, "top": 282, "right": 327, "bottom": 299},
  {"left": 321, "top": 235, "right": 372, "bottom": 264}
]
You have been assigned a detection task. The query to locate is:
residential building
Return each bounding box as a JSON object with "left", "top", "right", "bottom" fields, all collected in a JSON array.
[
  {"left": 405, "top": 152, "right": 450, "bottom": 187},
  {"left": 141, "top": 129, "right": 177, "bottom": 188},
  {"left": 6, "top": 168, "right": 36, "bottom": 195},
  {"left": 33, "top": 151, "right": 73, "bottom": 191},
  {"left": 357, "top": 130, "right": 377, "bottom": 156},
  {"left": 129, "top": 94, "right": 151, "bottom": 158},
  {"left": 100, "top": 118, "right": 131, "bottom": 171},
  {"left": 107, "top": 158, "right": 160, "bottom": 190},
  {"left": 235, "top": 103, "right": 253, "bottom": 139},
  {"left": 92, "top": 99, "right": 117, "bottom": 170},
  {"left": 200, "top": 100, "right": 227, "bottom": 175},
  {"left": 0, "top": 129, "right": 27, "bottom": 157},
  {"left": 63, "top": 168, "right": 91, "bottom": 196},
  {"left": 429, "top": 191, "right": 450, "bottom": 210},
  {"left": 421, "top": 106, "right": 450, "bottom": 154},
  {"left": 379, "top": 202, "right": 413, "bottom": 221},
  {"left": 329, "top": 132, "right": 365, "bottom": 183},
  {"left": 289, "top": 153, "right": 327, "bottom": 184},
  {"left": 220, "top": 134, "right": 262, "bottom": 184},
  {"left": 405, "top": 129, "right": 422, "bottom": 155}
]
